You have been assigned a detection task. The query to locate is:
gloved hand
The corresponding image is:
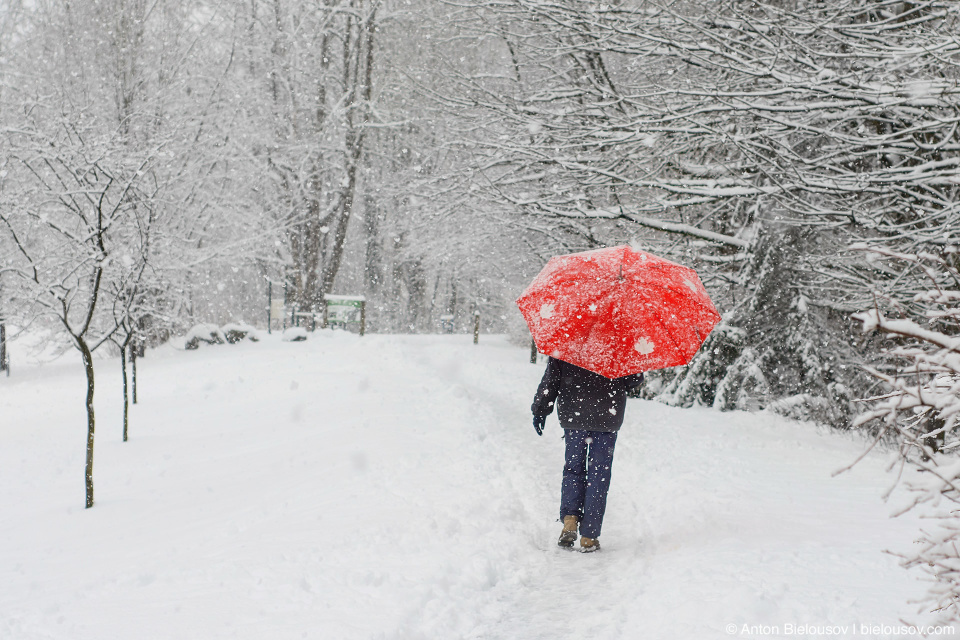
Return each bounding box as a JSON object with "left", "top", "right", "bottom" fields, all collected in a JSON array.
[{"left": 533, "top": 414, "right": 546, "bottom": 436}]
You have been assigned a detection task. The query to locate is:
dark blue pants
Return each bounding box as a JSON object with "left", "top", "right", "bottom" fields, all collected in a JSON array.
[{"left": 560, "top": 429, "right": 618, "bottom": 539}]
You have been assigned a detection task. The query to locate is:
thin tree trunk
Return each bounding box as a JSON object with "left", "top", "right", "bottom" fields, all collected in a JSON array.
[
  {"left": 131, "top": 343, "right": 137, "bottom": 404},
  {"left": 319, "top": 4, "right": 376, "bottom": 296},
  {"left": 121, "top": 343, "right": 129, "bottom": 442},
  {"left": 321, "top": 150, "right": 361, "bottom": 296},
  {"left": 0, "top": 320, "right": 7, "bottom": 374},
  {"left": 79, "top": 338, "right": 96, "bottom": 509},
  {"left": 363, "top": 193, "right": 382, "bottom": 292},
  {"left": 447, "top": 271, "right": 458, "bottom": 316},
  {"left": 299, "top": 187, "right": 324, "bottom": 309},
  {"left": 70, "top": 265, "right": 104, "bottom": 510}
]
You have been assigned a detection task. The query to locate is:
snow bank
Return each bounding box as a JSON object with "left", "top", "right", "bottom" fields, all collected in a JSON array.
[{"left": 0, "top": 334, "right": 940, "bottom": 639}]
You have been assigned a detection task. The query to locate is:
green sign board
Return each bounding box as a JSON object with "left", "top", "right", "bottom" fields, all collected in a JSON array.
[{"left": 324, "top": 295, "right": 365, "bottom": 325}]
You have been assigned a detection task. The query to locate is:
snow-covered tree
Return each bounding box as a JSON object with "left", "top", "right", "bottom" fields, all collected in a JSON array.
[
  {"left": 430, "top": 0, "right": 960, "bottom": 421},
  {"left": 233, "top": 0, "right": 383, "bottom": 312},
  {"left": 853, "top": 246, "right": 960, "bottom": 619},
  {"left": 0, "top": 0, "right": 274, "bottom": 505},
  {"left": 0, "top": 117, "right": 163, "bottom": 507}
]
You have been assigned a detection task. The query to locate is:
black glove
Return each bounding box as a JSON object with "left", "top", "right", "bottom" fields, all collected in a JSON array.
[{"left": 533, "top": 414, "right": 546, "bottom": 436}]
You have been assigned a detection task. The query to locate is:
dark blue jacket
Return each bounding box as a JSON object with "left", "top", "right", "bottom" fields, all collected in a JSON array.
[{"left": 531, "top": 357, "right": 644, "bottom": 432}]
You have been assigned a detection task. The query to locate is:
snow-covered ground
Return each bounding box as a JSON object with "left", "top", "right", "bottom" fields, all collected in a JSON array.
[{"left": 0, "top": 332, "right": 945, "bottom": 639}]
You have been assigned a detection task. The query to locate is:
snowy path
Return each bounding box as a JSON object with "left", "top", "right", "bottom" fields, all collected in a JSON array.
[{"left": 0, "top": 333, "right": 937, "bottom": 639}]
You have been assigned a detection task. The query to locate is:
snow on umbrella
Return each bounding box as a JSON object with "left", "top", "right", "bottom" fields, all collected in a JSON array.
[{"left": 517, "top": 245, "right": 721, "bottom": 379}]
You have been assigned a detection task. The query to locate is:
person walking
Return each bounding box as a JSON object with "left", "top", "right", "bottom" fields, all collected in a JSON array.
[{"left": 532, "top": 356, "right": 643, "bottom": 552}]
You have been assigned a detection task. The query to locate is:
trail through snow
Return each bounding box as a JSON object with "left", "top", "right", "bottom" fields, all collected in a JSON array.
[{"left": 0, "top": 333, "right": 939, "bottom": 639}]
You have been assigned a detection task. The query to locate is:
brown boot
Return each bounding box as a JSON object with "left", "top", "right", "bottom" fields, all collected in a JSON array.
[
  {"left": 558, "top": 515, "right": 578, "bottom": 548},
  {"left": 579, "top": 536, "right": 601, "bottom": 553}
]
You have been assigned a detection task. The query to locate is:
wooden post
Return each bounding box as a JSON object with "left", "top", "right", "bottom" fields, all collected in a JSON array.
[
  {"left": 473, "top": 310, "right": 480, "bottom": 345},
  {"left": 530, "top": 338, "right": 538, "bottom": 364},
  {"left": 322, "top": 301, "right": 329, "bottom": 329},
  {"left": 359, "top": 301, "right": 366, "bottom": 336}
]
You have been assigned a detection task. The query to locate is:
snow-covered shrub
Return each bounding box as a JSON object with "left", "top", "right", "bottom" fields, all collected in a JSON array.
[
  {"left": 661, "top": 324, "right": 745, "bottom": 407},
  {"left": 184, "top": 324, "right": 226, "bottom": 350},
  {"left": 282, "top": 327, "right": 308, "bottom": 342},
  {"left": 662, "top": 226, "right": 862, "bottom": 425},
  {"left": 854, "top": 248, "right": 960, "bottom": 620},
  {"left": 713, "top": 347, "right": 769, "bottom": 412},
  {"left": 221, "top": 322, "right": 259, "bottom": 344}
]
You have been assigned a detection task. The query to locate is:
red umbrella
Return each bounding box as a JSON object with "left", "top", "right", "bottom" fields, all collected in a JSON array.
[{"left": 517, "top": 245, "right": 721, "bottom": 378}]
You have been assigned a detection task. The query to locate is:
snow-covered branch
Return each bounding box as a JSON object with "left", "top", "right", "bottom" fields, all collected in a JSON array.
[{"left": 855, "top": 247, "right": 960, "bottom": 618}]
